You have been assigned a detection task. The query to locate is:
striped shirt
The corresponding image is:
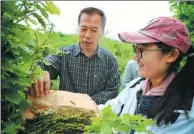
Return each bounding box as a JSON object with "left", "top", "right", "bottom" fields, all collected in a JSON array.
[{"left": 38, "top": 43, "right": 120, "bottom": 104}]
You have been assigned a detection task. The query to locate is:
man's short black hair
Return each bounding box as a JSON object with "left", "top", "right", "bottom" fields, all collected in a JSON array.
[{"left": 78, "top": 7, "right": 106, "bottom": 31}]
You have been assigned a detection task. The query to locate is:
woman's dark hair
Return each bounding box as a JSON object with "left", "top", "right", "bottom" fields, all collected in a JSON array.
[
  {"left": 156, "top": 42, "right": 184, "bottom": 79},
  {"left": 147, "top": 42, "right": 194, "bottom": 125},
  {"left": 78, "top": 7, "right": 106, "bottom": 31}
]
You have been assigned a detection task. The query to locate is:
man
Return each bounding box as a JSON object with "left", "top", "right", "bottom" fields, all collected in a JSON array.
[{"left": 29, "top": 7, "right": 120, "bottom": 104}]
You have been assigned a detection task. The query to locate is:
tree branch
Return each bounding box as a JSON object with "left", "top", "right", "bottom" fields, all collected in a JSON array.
[
  {"left": 41, "top": 24, "right": 54, "bottom": 46},
  {"left": 15, "top": 12, "right": 35, "bottom": 24}
]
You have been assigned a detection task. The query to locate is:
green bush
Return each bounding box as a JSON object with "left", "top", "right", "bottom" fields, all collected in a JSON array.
[{"left": 1, "top": 1, "right": 60, "bottom": 133}]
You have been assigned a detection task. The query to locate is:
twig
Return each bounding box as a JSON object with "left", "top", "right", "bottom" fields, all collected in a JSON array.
[{"left": 15, "top": 12, "right": 35, "bottom": 24}]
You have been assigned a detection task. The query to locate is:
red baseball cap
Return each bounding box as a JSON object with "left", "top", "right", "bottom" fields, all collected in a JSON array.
[{"left": 118, "top": 17, "right": 191, "bottom": 54}]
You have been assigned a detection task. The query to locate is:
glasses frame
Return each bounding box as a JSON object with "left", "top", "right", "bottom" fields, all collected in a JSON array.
[{"left": 134, "top": 46, "right": 171, "bottom": 59}]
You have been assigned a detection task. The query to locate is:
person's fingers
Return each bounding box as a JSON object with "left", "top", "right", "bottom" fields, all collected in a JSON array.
[
  {"left": 33, "top": 80, "right": 39, "bottom": 97},
  {"left": 44, "top": 71, "right": 50, "bottom": 96},
  {"left": 38, "top": 79, "right": 44, "bottom": 97}
]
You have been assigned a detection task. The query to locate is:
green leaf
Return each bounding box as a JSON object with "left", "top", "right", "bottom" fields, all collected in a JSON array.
[
  {"left": 1, "top": 79, "right": 12, "bottom": 89},
  {"left": 16, "top": 77, "right": 32, "bottom": 87},
  {"left": 34, "top": 3, "right": 49, "bottom": 19},
  {"left": 114, "top": 123, "right": 130, "bottom": 133},
  {"left": 19, "top": 45, "right": 34, "bottom": 55},
  {"left": 125, "top": 114, "right": 143, "bottom": 121},
  {"left": 100, "top": 122, "right": 112, "bottom": 134},
  {"left": 4, "top": 89, "right": 26, "bottom": 105},
  {"left": 45, "top": 1, "right": 60, "bottom": 15},
  {"left": 2, "top": 1, "right": 17, "bottom": 13},
  {"left": 27, "top": 17, "right": 38, "bottom": 25},
  {"left": 84, "top": 117, "right": 101, "bottom": 134},
  {"left": 32, "top": 13, "right": 46, "bottom": 28},
  {"left": 10, "top": 63, "right": 30, "bottom": 77},
  {"left": 2, "top": 122, "right": 23, "bottom": 134},
  {"left": 101, "top": 105, "right": 119, "bottom": 122}
]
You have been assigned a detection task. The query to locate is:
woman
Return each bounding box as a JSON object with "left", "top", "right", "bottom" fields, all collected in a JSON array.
[{"left": 98, "top": 17, "right": 194, "bottom": 134}]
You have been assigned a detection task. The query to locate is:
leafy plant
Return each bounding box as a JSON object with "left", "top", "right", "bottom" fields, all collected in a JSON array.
[
  {"left": 84, "top": 105, "right": 153, "bottom": 134},
  {"left": 1, "top": 1, "right": 60, "bottom": 133}
]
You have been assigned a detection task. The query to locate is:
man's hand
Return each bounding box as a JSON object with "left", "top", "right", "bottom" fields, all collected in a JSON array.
[{"left": 29, "top": 71, "right": 51, "bottom": 97}]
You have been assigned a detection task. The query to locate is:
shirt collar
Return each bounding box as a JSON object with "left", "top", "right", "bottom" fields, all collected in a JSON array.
[
  {"left": 73, "top": 42, "right": 103, "bottom": 59},
  {"left": 73, "top": 43, "right": 81, "bottom": 56},
  {"left": 96, "top": 45, "right": 103, "bottom": 59}
]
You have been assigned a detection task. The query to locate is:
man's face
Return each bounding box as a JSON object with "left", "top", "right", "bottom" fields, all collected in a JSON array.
[{"left": 78, "top": 13, "right": 103, "bottom": 51}]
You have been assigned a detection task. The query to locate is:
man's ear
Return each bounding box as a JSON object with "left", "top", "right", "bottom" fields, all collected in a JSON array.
[{"left": 166, "top": 49, "right": 180, "bottom": 63}]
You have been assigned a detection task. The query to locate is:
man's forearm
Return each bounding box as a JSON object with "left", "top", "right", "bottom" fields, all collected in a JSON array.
[{"left": 91, "top": 90, "right": 118, "bottom": 105}]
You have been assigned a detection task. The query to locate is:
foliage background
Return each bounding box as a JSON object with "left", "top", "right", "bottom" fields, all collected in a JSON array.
[
  {"left": 1, "top": 1, "right": 60, "bottom": 133},
  {"left": 169, "top": 1, "right": 194, "bottom": 47}
]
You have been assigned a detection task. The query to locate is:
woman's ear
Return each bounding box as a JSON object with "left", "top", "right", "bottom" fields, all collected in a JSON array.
[{"left": 166, "top": 49, "right": 180, "bottom": 63}]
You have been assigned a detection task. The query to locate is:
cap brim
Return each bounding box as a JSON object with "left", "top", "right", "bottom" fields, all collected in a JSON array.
[{"left": 118, "top": 31, "right": 159, "bottom": 44}]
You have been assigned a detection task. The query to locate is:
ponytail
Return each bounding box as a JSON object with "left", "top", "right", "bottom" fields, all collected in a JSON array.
[
  {"left": 180, "top": 46, "right": 194, "bottom": 89},
  {"left": 147, "top": 46, "right": 194, "bottom": 125}
]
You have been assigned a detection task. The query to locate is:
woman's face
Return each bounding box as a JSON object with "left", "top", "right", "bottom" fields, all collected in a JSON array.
[{"left": 134, "top": 43, "right": 171, "bottom": 80}]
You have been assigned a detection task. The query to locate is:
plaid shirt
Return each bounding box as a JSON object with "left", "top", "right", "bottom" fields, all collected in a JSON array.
[{"left": 39, "top": 43, "right": 120, "bottom": 104}]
